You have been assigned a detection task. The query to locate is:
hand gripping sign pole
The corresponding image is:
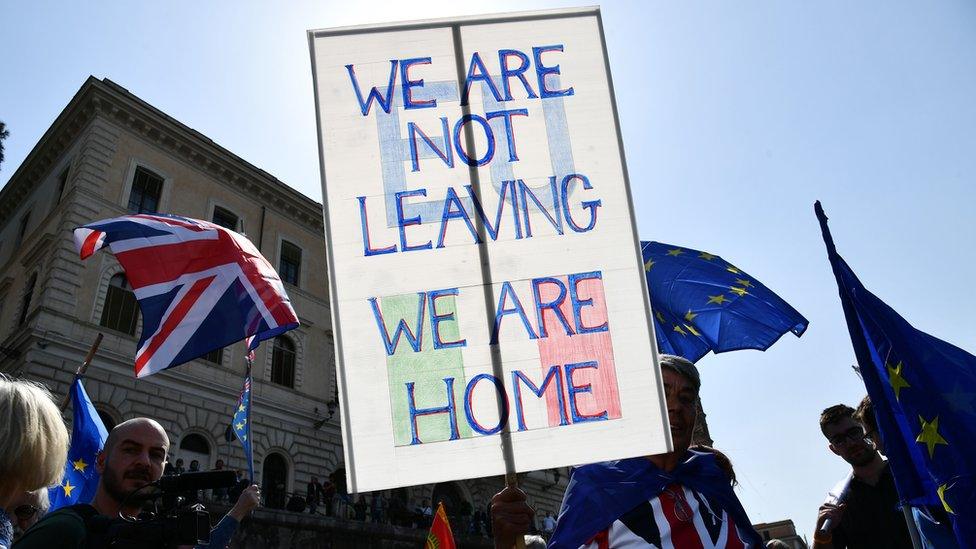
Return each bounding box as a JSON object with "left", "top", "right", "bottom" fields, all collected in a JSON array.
[{"left": 309, "top": 9, "right": 670, "bottom": 540}]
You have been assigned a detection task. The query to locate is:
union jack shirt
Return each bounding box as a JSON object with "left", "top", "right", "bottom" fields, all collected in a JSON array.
[
  {"left": 582, "top": 482, "right": 753, "bottom": 549},
  {"left": 74, "top": 214, "right": 299, "bottom": 377}
]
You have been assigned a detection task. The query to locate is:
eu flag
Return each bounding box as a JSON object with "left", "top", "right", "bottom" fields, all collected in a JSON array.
[
  {"left": 48, "top": 378, "right": 108, "bottom": 511},
  {"left": 231, "top": 372, "right": 254, "bottom": 483},
  {"left": 817, "top": 202, "right": 975, "bottom": 548},
  {"left": 641, "top": 241, "right": 808, "bottom": 363}
]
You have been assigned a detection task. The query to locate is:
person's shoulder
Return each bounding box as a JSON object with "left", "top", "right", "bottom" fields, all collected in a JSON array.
[{"left": 16, "top": 505, "right": 91, "bottom": 547}]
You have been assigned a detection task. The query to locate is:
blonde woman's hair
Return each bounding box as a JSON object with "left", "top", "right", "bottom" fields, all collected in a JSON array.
[{"left": 0, "top": 375, "right": 69, "bottom": 492}]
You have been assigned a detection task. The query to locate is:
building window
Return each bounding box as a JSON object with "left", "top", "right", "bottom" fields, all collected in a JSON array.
[
  {"left": 211, "top": 206, "right": 239, "bottom": 231},
  {"left": 271, "top": 336, "right": 295, "bottom": 388},
  {"left": 100, "top": 274, "right": 139, "bottom": 335},
  {"left": 15, "top": 211, "right": 31, "bottom": 248},
  {"left": 127, "top": 166, "right": 164, "bottom": 214},
  {"left": 178, "top": 434, "right": 211, "bottom": 471},
  {"left": 56, "top": 167, "right": 70, "bottom": 204},
  {"left": 262, "top": 453, "right": 289, "bottom": 509},
  {"left": 96, "top": 409, "right": 117, "bottom": 432},
  {"left": 202, "top": 347, "right": 223, "bottom": 365},
  {"left": 18, "top": 273, "right": 37, "bottom": 326},
  {"left": 279, "top": 241, "right": 301, "bottom": 286}
]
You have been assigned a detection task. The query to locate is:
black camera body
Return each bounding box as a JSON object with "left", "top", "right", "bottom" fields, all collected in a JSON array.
[
  {"left": 89, "top": 471, "right": 237, "bottom": 549},
  {"left": 92, "top": 506, "right": 211, "bottom": 548}
]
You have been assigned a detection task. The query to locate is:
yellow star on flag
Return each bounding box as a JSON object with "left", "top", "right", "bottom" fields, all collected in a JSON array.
[
  {"left": 887, "top": 361, "right": 910, "bottom": 401},
  {"left": 684, "top": 310, "right": 698, "bottom": 322},
  {"left": 684, "top": 324, "right": 701, "bottom": 336},
  {"left": 238, "top": 404, "right": 246, "bottom": 413},
  {"left": 236, "top": 421, "right": 245, "bottom": 431},
  {"left": 72, "top": 458, "right": 88, "bottom": 472},
  {"left": 735, "top": 278, "right": 753, "bottom": 288},
  {"left": 644, "top": 258, "right": 655, "bottom": 271},
  {"left": 938, "top": 484, "right": 954, "bottom": 514},
  {"left": 729, "top": 286, "right": 749, "bottom": 297},
  {"left": 666, "top": 248, "right": 684, "bottom": 257},
  {"left": 916, "top": 415, "right": 948, "bottom": 458},
  {"left": 673, "top": 325, "right": 687, "bottom": 336},
  {"left": 656, "top": 311, "right": 665, "bottom": 323},
  {"left": 63, "top": 480, "right": 75, "bottom": 497},
  {"left": 707, "top": 294, "right": 729, "bottom": 305},
  {"left": 725, "top": 265, "right": 740, "bottom": 274},
  {"left": 698, "top": 252, "right": 716, "bottom": 261}
]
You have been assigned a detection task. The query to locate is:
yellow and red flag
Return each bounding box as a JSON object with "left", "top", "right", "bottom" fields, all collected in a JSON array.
[{"left": 425, "top": 502, "right": 456, "bottom": 549}]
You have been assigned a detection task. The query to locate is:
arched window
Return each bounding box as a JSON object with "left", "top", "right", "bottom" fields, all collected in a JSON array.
[
  {"left": 100, "top": 274, "right": 139, "bottom": 335},
  {"left": 432, "top": 482, "right": 468, "bottom": 524},
  {"left": 178, "top": 433, "right": 211, "bottom": 471},
  {"left": 96, "top": 409, "right": 117, "bottom": 432},
  {"left": 262, "top": 453, "right": 288, "bottom": 509},
  {"left": 271, "top": 336, "right": 295, "bottom": 388}
]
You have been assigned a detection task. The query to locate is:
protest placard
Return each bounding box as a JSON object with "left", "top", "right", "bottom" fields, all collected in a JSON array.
[{"left": 309, "top": 7, "right": 670, "bottom": 493}]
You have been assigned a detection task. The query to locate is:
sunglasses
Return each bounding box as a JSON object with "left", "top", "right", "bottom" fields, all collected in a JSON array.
[
  {"left": 14, "top": 504, "right": 39, "bottom": 520},
  {"left": 828, "top": 426, "right": 866, "bottom": 446}
]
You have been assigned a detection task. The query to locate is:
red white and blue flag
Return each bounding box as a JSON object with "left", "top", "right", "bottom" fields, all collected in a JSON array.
[
  {"left": 550, "top": 452, "right": 762, "bottom": 549},
  {"left": 73, "top": 214, "right": 299, "bottom": 377}
]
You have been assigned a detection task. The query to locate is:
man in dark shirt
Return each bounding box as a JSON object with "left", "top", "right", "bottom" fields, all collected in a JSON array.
[
  {"left": 814, "top": 404, "right": 912, "bottom": 549},
  {"left": 307, "top": 476, "right": 323, "bottom": 514},
  {"left": 17, "top": 418, "right": 260, "bottom": 549}
]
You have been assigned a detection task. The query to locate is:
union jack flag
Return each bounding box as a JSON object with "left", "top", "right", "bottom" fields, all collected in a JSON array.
[{"left": 73, "top": 214, "right": 299, "bottom": 377}]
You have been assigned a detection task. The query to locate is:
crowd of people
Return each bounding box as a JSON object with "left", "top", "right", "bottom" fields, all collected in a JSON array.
[{"left": 0, "top": 352, "right": 962, "bottom": 548}]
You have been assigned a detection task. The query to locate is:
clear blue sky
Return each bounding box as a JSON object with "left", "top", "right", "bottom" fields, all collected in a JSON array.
[{"left": 3, "top": 0, "right": 974, "bottom": 540}]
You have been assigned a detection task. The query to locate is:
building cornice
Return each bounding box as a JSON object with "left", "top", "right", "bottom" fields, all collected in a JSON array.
[
  {"left": 0, "top": 77, "right": 99, "bottom": 223},
  {"left": 1, "top": 77, "right": 324, "bottom": 232}
]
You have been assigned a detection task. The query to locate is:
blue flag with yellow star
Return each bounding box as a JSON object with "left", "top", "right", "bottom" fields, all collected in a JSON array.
[
  {"left": 48, "top": 378, "right": 108, "bottom": 511},
  {"left": 231, "top": 372, "right": 254, "bottom": 483},
  {"left": 640, "top": 241, "right": 808, "bottom": 363},
  {"left": 817, "top": 202, "right": 975, "bottom": 548}
]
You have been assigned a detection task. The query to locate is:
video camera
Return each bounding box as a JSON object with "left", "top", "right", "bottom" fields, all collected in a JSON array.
[{"left": 91, "top": 470, "right": 238, "bottom": 549}]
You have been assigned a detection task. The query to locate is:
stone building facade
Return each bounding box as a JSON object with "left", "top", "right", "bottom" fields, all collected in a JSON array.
[
  {"left": 754, "top": 519, "right": 809, "bottom": 549},
  {"left": 0, "top": 77, "right": 570, "bottom": 531}
]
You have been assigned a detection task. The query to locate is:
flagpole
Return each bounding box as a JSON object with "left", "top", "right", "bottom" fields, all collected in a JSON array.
[
  {"left": 244, "top": 352, "right": 255, "bottom": 485},
  {"left": 60, "top": 332, "right": 104, "bottom": 412},
  {"left": 814, "top": 202, "right": 922, "bottom": 549}
]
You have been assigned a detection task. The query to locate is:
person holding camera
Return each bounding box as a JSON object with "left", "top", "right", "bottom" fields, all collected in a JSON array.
[
  {"left": 16, "top": 417, "right": 260, "bottom": 549},
  {"left": 0, "top": 376, "right": 69, "bottom": 549}
]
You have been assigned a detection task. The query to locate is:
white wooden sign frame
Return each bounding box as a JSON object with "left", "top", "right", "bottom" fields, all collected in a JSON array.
[{"left": 309, "top": 6, "right": 670, "bottom": 493}]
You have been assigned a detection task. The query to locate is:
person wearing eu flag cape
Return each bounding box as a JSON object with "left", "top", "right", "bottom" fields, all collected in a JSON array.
[{"left": 490, "top": 355, "right": 763, "bottom": 549}]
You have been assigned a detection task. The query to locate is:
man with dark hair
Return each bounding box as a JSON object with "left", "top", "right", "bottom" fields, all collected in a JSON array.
[
  {"left": 491, "top": 354, "right": 762, "bottom": 548},
  {"left": 852, "top": 396, "right": 958, "bottom": 548},
  {"left": 813, "top": 403, "right": 911, "bottom": 548},
  {"left": 17, "top": 418, "right": 260, "bottom": 548}
]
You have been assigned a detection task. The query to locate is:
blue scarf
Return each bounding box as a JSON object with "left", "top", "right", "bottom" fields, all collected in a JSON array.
[{"left": 548, "top": 451, "right": 763, "bottom": 548}]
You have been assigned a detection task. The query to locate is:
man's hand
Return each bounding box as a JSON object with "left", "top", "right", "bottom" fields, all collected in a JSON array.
[
  {"left": 228, "top": 485, "right": 261, "bottom": 521},
  {"left": 813, "top": 503, "right": 845, "bottom": 547},
  {"left": 491, "top": 486, "right": 534, "bottom": 549}
]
